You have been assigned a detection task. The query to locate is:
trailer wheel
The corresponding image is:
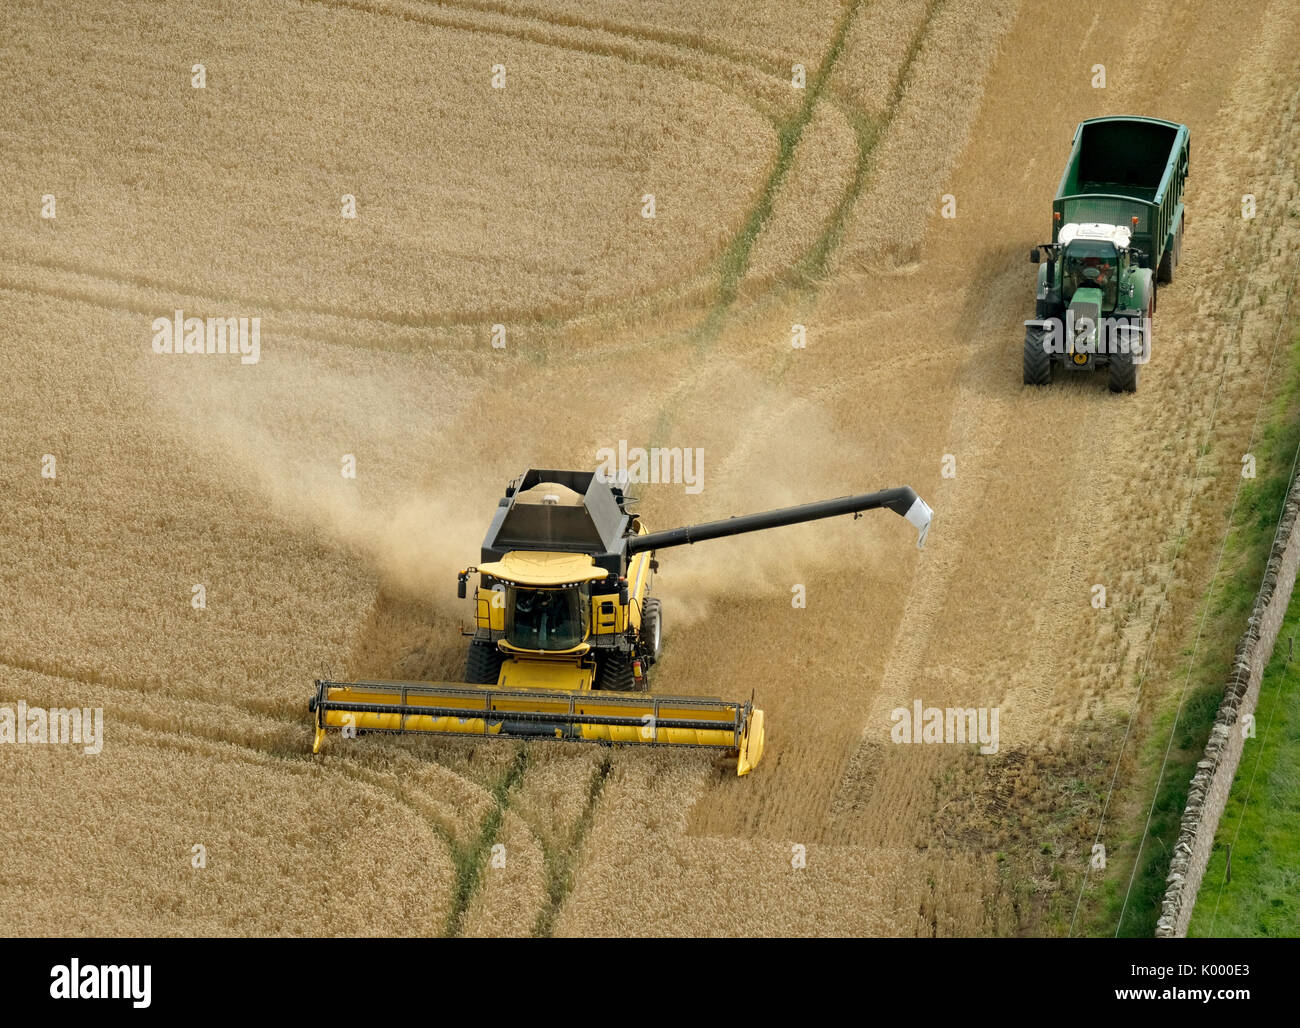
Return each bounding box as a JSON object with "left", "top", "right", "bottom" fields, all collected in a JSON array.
[
  {"left": 1023, "top": 325, "right": 1052, "bottom": 385},
  {"left": 1158, "top": 216, "right": 1182, "bottom": 285},
  {"left": 465, "top": 640, "right": 503, "bottom": 685},
  {"left": 640, "top": 598, "right": 662, "bottom": 665},
  {"left": 596, "top": 652, "right": 639, "bottom": 692}
]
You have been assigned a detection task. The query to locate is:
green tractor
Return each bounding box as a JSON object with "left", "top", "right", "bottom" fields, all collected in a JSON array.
[
  {"left": 1025, "top": 222, "right": 1155, "bottom": 392},
  {"left": 1025, "top": 116, "right": 1190, "bottom": 393}
]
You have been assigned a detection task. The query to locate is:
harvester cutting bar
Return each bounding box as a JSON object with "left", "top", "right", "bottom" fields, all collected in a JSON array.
[{"left": 309, "top": 679, "right": 765, "bottom": 773}]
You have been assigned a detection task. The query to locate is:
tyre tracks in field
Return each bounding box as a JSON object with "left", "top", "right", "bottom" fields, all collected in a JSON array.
[
  {"left": 680, "top": 0, "right": 1286, "bottom": 859},
  {"left": 297, "top": 0, "right": 795, "bottom": 119},
  {"left": 0, "top": 1, "right": 874, "bottom": 354},
  {"left": 531, "top": 752, "right": 611, "bottom": 937},
  {"left": 646, "top": 0, "right": 941, "bottom": 434},
  {"left": 0, "top": 650, "right": 536, "bottom": 934},
  {"left": 6, "top": 662, "right": 559, "bottom": 935},
  {"left": 419, "top": 0, "right": 797, "bottom": 74}
]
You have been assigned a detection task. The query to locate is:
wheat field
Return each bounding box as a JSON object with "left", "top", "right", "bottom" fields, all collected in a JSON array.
[{"left": 1, "top": 0, "right": 1298, "bottom": 936}]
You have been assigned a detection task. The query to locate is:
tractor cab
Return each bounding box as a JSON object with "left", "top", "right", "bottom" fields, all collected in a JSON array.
[{"left": 1059, "top": 222, "right": 1131, "bottom": 312}]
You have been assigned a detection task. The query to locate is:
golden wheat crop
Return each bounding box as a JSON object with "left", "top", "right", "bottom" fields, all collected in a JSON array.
[{"left": 2, "top": 0, "right": 1298, "bottom": 938}]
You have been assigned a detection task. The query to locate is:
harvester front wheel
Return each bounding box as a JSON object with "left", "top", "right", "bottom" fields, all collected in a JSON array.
[
  {"left": 1023, "top": 326, "right": 1052, "bottom": 386},
  {"left": 640, "top": 597, "right": 662, "bottom": 665},
  {"left": 597, "top": 652, "right": 641, "bottom": 692},
  {"left": 465, "top": 640, "right": 503, "bottom": 685}
]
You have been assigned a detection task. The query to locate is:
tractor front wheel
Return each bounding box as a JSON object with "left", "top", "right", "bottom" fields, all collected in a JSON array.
[{"left": 1024, "top": 325, "right": 1052, "bottom": 385}]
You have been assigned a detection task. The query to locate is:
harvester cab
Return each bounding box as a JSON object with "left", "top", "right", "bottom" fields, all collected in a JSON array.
[{"left": 310, "top": 469, "right": 934, "bottom": 775}]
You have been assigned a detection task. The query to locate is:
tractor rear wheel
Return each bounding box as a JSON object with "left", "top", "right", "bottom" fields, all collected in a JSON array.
[
  {"left": 640, "top": 598, "right": 662, "bottom": 665},
  {"left": 1024, "top": 326, "right": 1052, "bottom": 385},
  {"left": 465, "top": 640, "right": 503, "bottom": 684}
]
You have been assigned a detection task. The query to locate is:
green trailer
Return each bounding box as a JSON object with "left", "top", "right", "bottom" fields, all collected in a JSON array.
[{"left": 1024, "top": 116, "right": 1190, "bottom": 392}]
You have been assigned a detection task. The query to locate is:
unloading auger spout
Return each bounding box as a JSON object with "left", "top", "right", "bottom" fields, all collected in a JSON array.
[{"left": 626, "top": 487, "right": 934, "bottom": 553}]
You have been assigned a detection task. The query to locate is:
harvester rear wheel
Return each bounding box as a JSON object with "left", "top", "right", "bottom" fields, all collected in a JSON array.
[
  {"left": 641, "top": 597, "right": 662, "bottom": 665},
  {"left": 465, "top": 640, "right": 503, "bottom": 684},
  {"left": 1023, "top": 326, "right": 1052, "bottom": 386},
  {"left": 596, "top": 652, "right": 640, "bottom": 692}
]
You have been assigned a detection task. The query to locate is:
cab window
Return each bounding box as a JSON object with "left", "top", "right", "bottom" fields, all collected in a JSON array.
[
  {"left": 506, "top": 585, "right": 588, "bottom": 650},
  {"left": 1063, "top": 241, "right": 1119, "bottom": 308}
]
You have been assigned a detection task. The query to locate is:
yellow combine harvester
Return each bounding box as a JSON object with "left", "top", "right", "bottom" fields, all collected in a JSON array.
[{"left": 309, "top": 469, "right": 933, "bottom": 774}]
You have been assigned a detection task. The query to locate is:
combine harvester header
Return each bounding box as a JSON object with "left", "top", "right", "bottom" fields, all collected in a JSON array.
[{"left": 309, "top": 469, "right": 933, "bottom": 775}]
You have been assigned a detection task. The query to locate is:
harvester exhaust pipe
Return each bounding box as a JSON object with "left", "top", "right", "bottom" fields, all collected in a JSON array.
[{"left": 626, "top": 486, "right": 934, "bottom": 553}]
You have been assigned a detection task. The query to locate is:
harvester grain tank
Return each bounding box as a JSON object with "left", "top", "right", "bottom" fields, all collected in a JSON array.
[
  {"left": 309, "top": 469, "right": 934, "bottom": 775},
  {"left": 1024, "top": 116, "right": 1190, "bottom": 392}
]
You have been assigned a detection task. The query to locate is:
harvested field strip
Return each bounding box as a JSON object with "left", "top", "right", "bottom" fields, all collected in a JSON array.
[{"left": 1117, "top": 289, "right": 1300, "bottom": 933}]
